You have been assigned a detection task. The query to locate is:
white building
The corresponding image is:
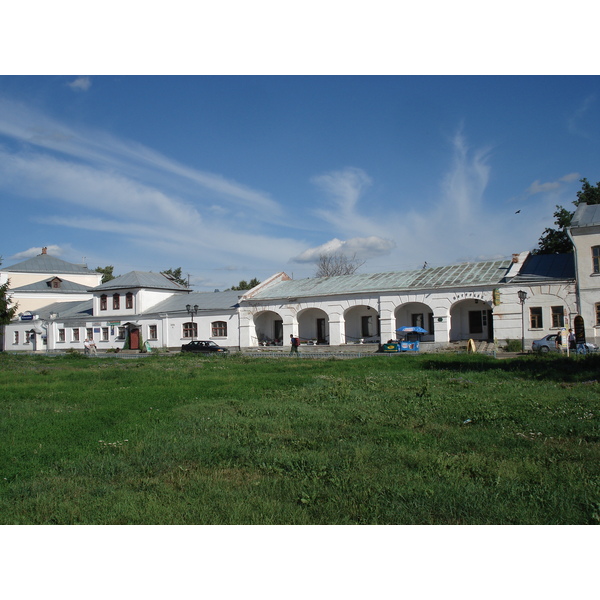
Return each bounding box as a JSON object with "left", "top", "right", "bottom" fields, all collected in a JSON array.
[{"left": 4, "top": 214, "right": 600, "bottom": 353}]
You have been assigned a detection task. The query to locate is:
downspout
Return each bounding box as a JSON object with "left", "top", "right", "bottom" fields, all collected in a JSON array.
[{"left": 566, "top": 227, "right": 580, "bottom": 317}]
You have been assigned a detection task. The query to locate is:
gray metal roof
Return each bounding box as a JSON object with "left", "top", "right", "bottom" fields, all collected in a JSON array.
[
  {"left": 250, "top": 259, "right": 514, "bottom": 300},
  {"left": 32, "top": 300, "right": 93, "bottom": 320},
  {"left": 509, "top": 253, "right": 575, "bottom": 284},
  {"left": 3, "top": 253, "right": 94, "bottom": 274},
  {"left": 11, "top": 278, "right": 91, "bottom": 293},
  {"left": 570, "top": 203, "right": 600, "bottom": 228},
  {"left": 93, "top": 271, "right": 189, "bottom": 292},
  {"left": 147, "top": 290, "right": 242, "bottom": 314}
]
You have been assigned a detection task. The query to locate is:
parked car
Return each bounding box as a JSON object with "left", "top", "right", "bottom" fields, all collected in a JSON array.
[
  {"left": 181, "top": 340, "right": 229, "bottom": 354},
  {"left": 531, "top": 334, "right": 598, "bottom": 353}
]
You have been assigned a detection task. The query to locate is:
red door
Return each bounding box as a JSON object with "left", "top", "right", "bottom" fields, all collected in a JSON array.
[{"left": 130, "top": 328, "right": 139, "bottom": 350}]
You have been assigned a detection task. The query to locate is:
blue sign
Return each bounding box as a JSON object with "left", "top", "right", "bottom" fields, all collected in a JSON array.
[{"left": 20, "top": 314, "right": 34, "bottom": 321}]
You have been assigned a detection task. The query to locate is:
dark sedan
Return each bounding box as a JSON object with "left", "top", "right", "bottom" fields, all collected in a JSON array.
[{"left": 181, "top": 340, "right": 229, "bottom": 354}]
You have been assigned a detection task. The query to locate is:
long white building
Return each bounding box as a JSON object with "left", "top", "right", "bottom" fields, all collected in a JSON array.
[{"left": 2, "top": 203, "right": 599, "bottom": 353}]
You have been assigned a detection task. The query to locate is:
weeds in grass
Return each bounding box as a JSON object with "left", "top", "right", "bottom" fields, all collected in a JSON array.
[{"left": 0, "top": 352, "right": 599, "bottom": 524}]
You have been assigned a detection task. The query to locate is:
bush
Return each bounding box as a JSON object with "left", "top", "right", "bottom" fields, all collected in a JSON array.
[{"left": 504, "top": 339, "right": 523, "bottom": 352}]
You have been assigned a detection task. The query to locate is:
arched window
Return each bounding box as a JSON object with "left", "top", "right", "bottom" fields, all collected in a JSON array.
[
  {"left": 212, "top": 321, "right": 227, "bottom": 337},
  {"left": 183, "top": 322, "right": 197, "bottom": 338},
  {"left": 113, "top": 294, "right": 120, "bottom": 310},
  {"left": 125, "top": 292, "right": 134, "bottom": 309},
  {"left": 592, "top": 246, "right": 600, "bottom": 274},
  {"left": 100, "top": 294, "right": 107, "bottom": 310}
]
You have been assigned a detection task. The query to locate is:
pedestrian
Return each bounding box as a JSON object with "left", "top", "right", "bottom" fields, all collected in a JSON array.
[
  {"left": 84, "top": 338, "right": 91, "bottom": 355},
  {"left": 555, "top": 333, "right": 563, "bottom": 352},
  {"left": 568, "top": 328, "right": 576, "bottom": 351},
  {"left": 89, "top": 339, "right": 97, "bottom": 355},
  {"left": 289, "top": 334, "right": 300, "bottom": 355}
]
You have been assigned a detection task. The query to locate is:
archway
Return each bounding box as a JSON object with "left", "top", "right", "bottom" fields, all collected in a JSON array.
[
  {"left": 449, "top": 299, "right": 493, "bottom": 341},
  {"left": 344, "top": 305, "right": 380, "bottom": 344},
  {"left": 395, "top": 302, "right": 435, "bottom": 341},
  {"left": 253, "top": 310, "right": 284, "bottom": 345},
  {"left": 297, "top": 307, "right": 329, "bottom": 344}
]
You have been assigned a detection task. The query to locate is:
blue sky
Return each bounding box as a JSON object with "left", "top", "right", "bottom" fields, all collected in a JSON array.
[{"left": 1, "top": 75, "right": 599, "bottom": 290}]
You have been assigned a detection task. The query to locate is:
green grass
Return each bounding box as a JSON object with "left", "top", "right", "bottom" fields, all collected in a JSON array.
[{"left": 1, "top": 352, "right": 599, "bottom": 524}]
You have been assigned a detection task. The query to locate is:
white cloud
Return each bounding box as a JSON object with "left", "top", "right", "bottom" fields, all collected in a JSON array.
[
  {"left": 293, "top": 236, "right": 396, "bottom": 263},
  {"left": 526, "top": 173, "right": 580, "bottom": 197},
  {"left": 68, "top": 77, "right": 92, "bottom": 92},
  {"left": 8, "top": 245, "right": 65, "bottom": 261}
]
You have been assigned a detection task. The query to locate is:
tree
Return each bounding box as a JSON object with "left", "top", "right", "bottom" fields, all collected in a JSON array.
[
  {"left": 0, "top": 258, "right": 18, "bottom": 326},
  {"left": 534, "top": 178, "right": 600, "bottom": 255},
  {"left": 95, "top": 265, "right": 115, "bottom": 284},
  {"left": 230, "top": 278, "right": 261, "bottom": 291},
  {"left": 161, "top": 267, "right": 188, "bottom": 287},
  {"left": 315, "top": 252, "right": 364, "bottom": 278}
]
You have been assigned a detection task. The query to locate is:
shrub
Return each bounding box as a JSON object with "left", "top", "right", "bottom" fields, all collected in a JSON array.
[{"left": 504, "top": 339, "right": 523, "bottom": 352}]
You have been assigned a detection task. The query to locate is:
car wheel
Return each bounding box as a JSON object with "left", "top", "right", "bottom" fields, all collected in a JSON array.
[{"left": 539, "top": 346, "right": 549, "bottom": 353}]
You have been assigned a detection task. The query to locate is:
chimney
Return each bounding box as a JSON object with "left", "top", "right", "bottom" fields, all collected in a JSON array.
[
  {"left": 511, "top": 253, "right": 519, "bottom": 263},
  {"left": 41, "top": 247, "right": 48, "bottom": 255}
]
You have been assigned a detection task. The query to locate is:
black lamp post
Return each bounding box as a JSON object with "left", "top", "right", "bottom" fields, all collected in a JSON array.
[
  {"left": 186, "top": 304, "right": 199, "bottom": 340},
  {"left": 517, "top": 290, "right": 527, "bottom": 352}
]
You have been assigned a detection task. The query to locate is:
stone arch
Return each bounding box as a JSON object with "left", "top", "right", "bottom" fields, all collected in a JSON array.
[
  {"left": 253, "top": 310, "right": 284, "bottom": 346},
  {"left": 297, "top": 307, "right": 330, "bottom": 344},
  {"left": 450, "top": 298, "right": 493, "bottom": 341},
  {"left": 394, "top": 301, "right": 435, "bottom": 341},
  {"left": 344, "top": 304, "right": 380, "bottom": 344}
]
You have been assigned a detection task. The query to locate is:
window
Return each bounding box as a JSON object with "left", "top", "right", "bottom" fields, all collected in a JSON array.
[
  {"left": 52, "top": 279, "right": 61, "bottom": 289},
  {"left": 100, "top": 295, "right": 107, "bottom": 310},
  {"left": 58, "top": 328, "right": 66, "bottom": 342},
  {"left": 72, "top": 328, "right": 80, "bottom": 342},
  {"left": 125, "top": 292, "right": 133, "bottom": 309},
  {"left": 530, "top": 307, "right": 543, "bottom": 329},
  {"left": 117, "top": 327, "right": 126, "bottom": 339},
  {"left": 551, "top": 306, "right": 565, "bottom": 328},
  {"left": 211, "top": 321, "right": 227, "bottom": 337},
  {"left": 13, "top": 331, "right": 18, "bottom": 344},
  {"left": 593, "top": 246, "right": 600, "bottom": 274},
  {"left": 86, "top": 328, "right": 94, "bottom": 340},
  {"left": 411, "top": 313, "right": 424, "bottom": 328},
  {"left": 102, "top": 327, "right": 109, "bottom": 341},
  {"left": 183, "top": 322, "right": 197, "bottom": 338},
  {"left": 113, "top": 294, "right": 120, "bottom": 310},
  {"left": 148, "top": 325, "right": 158, "bottom": 339},
  {"left": 361, "top": 315, "right": 372, "bottom": 337},
  {"left": 596, "top": 303, "right": 600, "bottom": 326}
]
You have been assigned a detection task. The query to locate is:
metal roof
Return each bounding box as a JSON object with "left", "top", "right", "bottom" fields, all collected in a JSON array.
[
  {"left": 32, "top": 300, "right": 93, "bottom": 320},
  {"left": 148, "top": 290, "right": 242, "bottom": 314},
  {"left": 508, "top": 253, "right": 575, "bottom": 284},
  {"left": 571, "top": 202, "right": 600, "bottom": 228},
  {"left": 250, "top": 259, "right": 514, "bottom": 300},
  {"left": 93, "top": 271, "right": 189, "bottom": 292},
  {"left": 11, "top": 278, "right": 91, "bottom": 293},
  {"left": 3, "top": 254, "right": 94, "bottom": 274}
]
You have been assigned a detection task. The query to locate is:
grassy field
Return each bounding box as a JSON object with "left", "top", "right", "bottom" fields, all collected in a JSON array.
[{"left": 1, "top": 351, "right": 599, "bottom": 524}]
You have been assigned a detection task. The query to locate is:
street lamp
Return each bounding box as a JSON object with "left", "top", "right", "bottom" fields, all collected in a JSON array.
[
  {"left": 186, "top": 304, "right": 199, "bottom": 341},
  {"left": 517, "top": 290, "right": 527, "bottom": 353}
]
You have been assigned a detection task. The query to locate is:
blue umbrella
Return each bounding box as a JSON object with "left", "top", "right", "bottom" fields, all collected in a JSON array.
[{"left": 396, "top": 326, "right": 428, "bottom": 334}]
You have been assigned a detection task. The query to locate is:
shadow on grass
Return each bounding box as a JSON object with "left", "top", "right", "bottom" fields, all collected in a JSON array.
[{"left": 422, "top": 353, "right": 600, "bottom": 383}]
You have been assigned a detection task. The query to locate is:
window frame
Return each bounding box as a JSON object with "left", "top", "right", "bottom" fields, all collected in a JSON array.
[
  {"left": 551, "top": 306, "right": 565, "bottom": 329},
  {"left": 113, "top": 294, "right": 120, "bottom": 310},
  {"left": 125, "top": 292, "right": 133, "bottom": 309},
  {"left": 529, "top": 306, "right": 543, "bottom": 329},
  {"left": 100, "top": 294, "right": 107, "bottom": 311},
  {"left": 148, "top": 325, "right": 158, "bottom": 340},
  {"left": 183, "top": 322, "right": 197, "bottom": 338},
  {"left": 593, "top": 246, "right": 600, "bottom": 274},
  {"left": 72, "top": 328, "right": 80, "bottom": 342},
  {"left": 211, "top": 321, "right": 227, "bottom": 337}
]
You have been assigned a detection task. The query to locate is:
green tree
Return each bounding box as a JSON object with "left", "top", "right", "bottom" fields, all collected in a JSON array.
[
  {"left": 534, "top": 178, "right": 600, "bottom": 254},
  {"left": 161, "top": 267, "right": 188, "bottom": 287},
  {"left": 95, "top": 265, "right": 115, "bottom": 284},
  {"left": 1, "top": 258, "right": 18, "bottom": 325},
  {"left": 230, "top": 278, "right": 261, "bottom": 291}
]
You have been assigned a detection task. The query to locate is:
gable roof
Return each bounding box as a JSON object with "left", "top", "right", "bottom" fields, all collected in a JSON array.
[
  {"left": 249, "top": 259, "right": 514, "bottom": 300},
  {"left": 11, "top": 278, "right": 91, "bottom": 294},
  {"left": 30, "top": 300, "right": 93, "bottom": 320},
  {"left": 570, "top": 202, "right": 600, "bottom": 228},
  {"left": 92, "top": 271, "right": 189, "bottom": 292},
  {"left": 3, "top": 253, "right": 94, "bottom": 274}
]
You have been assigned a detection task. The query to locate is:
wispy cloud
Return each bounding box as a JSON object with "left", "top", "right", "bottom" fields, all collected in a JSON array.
[
  {"left": 293, "top": 236, "right": 396, "bottom": 264},
  {"left": 567, "top": 94, "right": 596, "bottom": 138},
  {"left": 67, "top": 77, "right": 92, "bottom": 92},
  {"left": 526, "top": 172, "right": 580, "bottom": 197}
]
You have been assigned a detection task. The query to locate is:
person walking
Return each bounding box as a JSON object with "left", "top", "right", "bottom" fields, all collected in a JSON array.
[
  {"left": 289, "top": 334, "right": 300, "bottom": 356},
  {"left": 568, "top": 328, "right": 576, "bottom": 351}
]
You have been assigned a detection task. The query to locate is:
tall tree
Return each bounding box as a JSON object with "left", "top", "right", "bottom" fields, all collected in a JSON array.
[
  {"left": 534, "top": 178, "right": 600, "bottom": 255},
  {"left": 230, "top": 278, "right": 261, "bottom": 291},
  {"left": 95, "top": 265, "right": 115, "bottom": 284},
  {"left": 315, "top": 252, "right": 364, "bottom": 277},
  {"left": 161, "top": 267, "right": 188, "bottom": 287},
  {"left": 0, "top": 258, "right": 18, "bottom": 325}
]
